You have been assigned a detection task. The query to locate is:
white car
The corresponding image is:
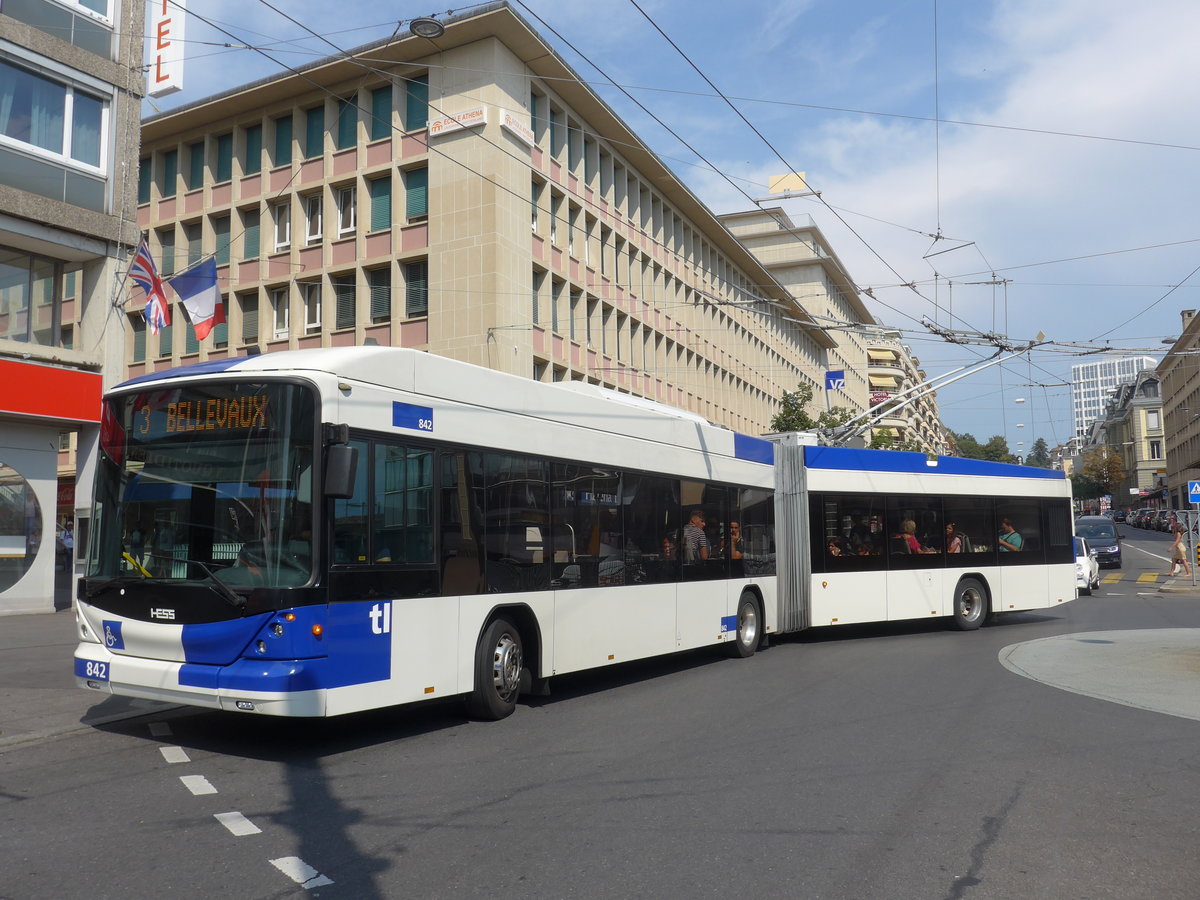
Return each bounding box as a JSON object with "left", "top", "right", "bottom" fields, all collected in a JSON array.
[{"left": 1075, "top": 536, "right": 1100, "bottom": 595}]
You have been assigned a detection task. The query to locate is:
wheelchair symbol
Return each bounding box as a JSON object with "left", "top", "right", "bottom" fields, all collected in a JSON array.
[{"left": 105, "top": 625, "right": 117, "bottom": 648}]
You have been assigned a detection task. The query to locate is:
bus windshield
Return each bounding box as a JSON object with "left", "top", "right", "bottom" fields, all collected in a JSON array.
[{"left": 88, "top": 380, "right": 316, "bottom": 591}]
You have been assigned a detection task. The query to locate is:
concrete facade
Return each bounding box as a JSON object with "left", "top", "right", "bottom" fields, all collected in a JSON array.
[
  {"left": 0, "top": 0, "right": 144, "bottom": 614},
  {"left": 130, "top": 3, "right": 860, "bottom": 438},
  {"left": 1160, "top": 310, "right": 1200, "bottom": 508}
]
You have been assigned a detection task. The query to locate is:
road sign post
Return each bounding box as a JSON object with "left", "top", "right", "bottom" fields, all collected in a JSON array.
[{"left": 1189, "top": 482, "right": 1200, "bottom": 586}]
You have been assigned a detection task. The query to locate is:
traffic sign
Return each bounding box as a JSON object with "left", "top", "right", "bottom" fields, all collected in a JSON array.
[{"left": 1190, "top": 481, "right": 1200, "bottom": 504}]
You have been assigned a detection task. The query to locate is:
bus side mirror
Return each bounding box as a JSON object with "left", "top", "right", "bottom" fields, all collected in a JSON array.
[{"left": 324, "top": 444, "right": 358, "bottom": 498}]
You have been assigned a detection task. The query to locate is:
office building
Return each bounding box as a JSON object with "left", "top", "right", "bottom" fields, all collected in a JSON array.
[{"left": 1071, "top": 355, "right": 1158, "bottom": 439}]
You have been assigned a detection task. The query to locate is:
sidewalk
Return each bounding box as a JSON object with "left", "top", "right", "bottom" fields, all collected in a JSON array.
[{"left": 0, "top": 607, "right": 174, "bottom": 751}]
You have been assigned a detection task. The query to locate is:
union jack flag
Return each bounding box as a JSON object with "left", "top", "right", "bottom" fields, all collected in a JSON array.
[{"left": 128, "top": 237, "right": 170, "bottom": 335}]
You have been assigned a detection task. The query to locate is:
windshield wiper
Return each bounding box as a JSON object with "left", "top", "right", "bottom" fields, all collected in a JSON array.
[{"left": 181, "top": 557, "right": 248, "bottom": 609}]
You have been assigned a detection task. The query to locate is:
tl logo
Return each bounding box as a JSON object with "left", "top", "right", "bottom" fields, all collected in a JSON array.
[{"left": 368, "top": 602, "right": 392, "bottom": 635}]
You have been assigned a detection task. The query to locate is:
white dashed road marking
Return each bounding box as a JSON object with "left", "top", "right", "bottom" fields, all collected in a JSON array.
[
  {"left": 214, "top": 811, "right": 262, "bottom": 836},
  {"left": 270, "top": 857, "right": 334, "bottom": 889},
  {"left": 160, "top": 746, "right": 190, "bottom": 764},
  {"left": 180, "top": 775, "right": 217, "bottom": 795}
]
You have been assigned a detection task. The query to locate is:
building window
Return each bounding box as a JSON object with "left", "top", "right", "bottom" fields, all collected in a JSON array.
[
  {"left": 183, "top": 221, "right": 201, "bottom": 266},
  {"left": 304, "top": 105, "right": 324, "bottom": 158},
  {"left": 530, "top": 181, "right": 541, "bottom": 233},
  {"left": 405, "top": 167, "right": 428, "bottom": 220},
  {"left": 271, "top": 200, "right": 290, "bottom": 251},
  {"left": 215, "top": 133, "right": 233, "bottom": 182},
  {"left": 158, "top": 227, "right": 175, "bottom": 276},
  {"left": 0, "top": 58, "right": 106, "bottom": 169},
  {"left": 273, "top": 114, "right": 293, "bottom": 166},
  {"left": 550, "top": 193, "right": 561, "bottom": 245},
  {"left": 1147, "top": 409, "right": 1161, "bottom": 431},
  {"left": 301, "top": 281, "right": 322, "bottom": 334},
  {"left": 0, "top": 251, "right": 63, "bottom": 346},
  {"left": 404, "top": 260, "right": 428, "bottom": 317},
  {"left": 369, "top": 86, "right": 391, "bottom": 140},
  {"left": 213, "top": 297, "right": 228, "bottom": 348},
  {"left": 129, "top": 313, "right": 146, "bottom": 362},
  {"left": 240, "top": 293, "right": 258, "bottom": 344},
  {"left": 531, "top": 269, "right": 544, "bottom": 325},
  {"left": 138, "top": 158, "right": 151, "bottom": 204},
  {"left": 368, "top": 175, "right": 391, "bottom": 232},
  {"left": 368, "top": 267, "right": 390, "bottom": 323},
  {"left": 158, "top": 320, "right": 172, "bottom": 357},
  {"left": 161, "top": 149, "right": 177, "bottom": 198},
  {"left": 186, "top": 140, "right": 204, "bottom": 190},
  {"left": 244, "top": 124, "right": 262, "bottom": 175},
  {"left": 336, "top": 97, "right": 356, "bottom": 150},
  {"left": 304, "top": 192, "right": 323, "bottom": 244},
  {"left": 270, "top": 286, "right": 289, "bottom": 338},
  {"left": 333, "top": 273, "right": 356, "bottom": 330},
  {"left": 405, "top": 73, "right": 428, "bottom": 130},
  {"left": 1150, "top": 440, "right": 1162, "bottom": 460},
  {"left": 242, "top": 209, "right": 260, "bottom": 260},
  {"left": 336, "top": 185, "right": 356, "bottom": 236},
  {"left": 213, "top": 215, "right": 231, "bottom": 266}
]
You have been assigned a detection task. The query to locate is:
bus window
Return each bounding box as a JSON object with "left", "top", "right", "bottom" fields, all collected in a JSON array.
[
  {"left": 997, "top": 499, "right": 1043, "bottom": 563},
  {"left": 886, "top": 496, "right": 942, "bottom": 567},
  {"left": 439, "top": 450, "right": 484, "bottom": 596},
  {"left": 551, "top": 463, "right": 622, "bottom": 588},
  {"left": 621, "top": 473, "right": 680, "bottom": 585},
  {"left": 481, "top": 452, "right": 550, "bottom": 592},
  {"left": 373, "top": 443, "right": 433, "bottom": 564},
  {"left": 942, "top": 497, "right": 996, "bottom": 565},
  {"left": 331, "top": 439, "right": 369, "bottom": 564},
  {"left": 737, "top": 487, "right": 775, "bottom": 577}
]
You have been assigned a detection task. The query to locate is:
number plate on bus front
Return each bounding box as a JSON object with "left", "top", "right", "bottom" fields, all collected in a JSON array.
[{"left": 75, "top": 658, "right": 110, "bottom": 682}]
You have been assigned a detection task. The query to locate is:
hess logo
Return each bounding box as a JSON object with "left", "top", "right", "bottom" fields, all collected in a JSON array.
[
  {"left": 149, "top": 607, "right": 176, "bottom": 620},
  {"left": 368, "top": 602, "right": 392, "bottom": 634}
]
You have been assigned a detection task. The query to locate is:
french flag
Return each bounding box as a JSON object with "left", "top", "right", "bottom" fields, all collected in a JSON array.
[
  {"left": 128, "top": 238, "right": 170, "bottom": 335},
  {"left": 170, "top": 257, "right": 225, "bottom": 341}
]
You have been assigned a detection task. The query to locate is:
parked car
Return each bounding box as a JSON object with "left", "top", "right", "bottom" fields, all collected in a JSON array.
[
  {"left": 1075, "top": 515, "right": 1122, "bottom": 568},
  {"left": 1112, "top": 510, "right": 1126, "bottom": 522},
  {"left": 1074, "top": 536, "right": 1100, "bottom": 595}
]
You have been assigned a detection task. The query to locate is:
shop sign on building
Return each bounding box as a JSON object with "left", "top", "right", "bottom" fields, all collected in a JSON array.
[
  {"left": 428, "top": 107, "right": 488, "bottom": 137},
  {"left": 501, "top": 111, "right": 535, "bottom": 147},
  {"left": 869, "top": 391, "right": 892, "bottom": 407}
]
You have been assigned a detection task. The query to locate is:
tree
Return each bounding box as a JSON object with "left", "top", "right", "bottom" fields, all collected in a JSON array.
[
  {"left": 868, "top": 430, "right": 926, "bottom": 452},
  {"left": 1082, "top": 447, "right": 1126, "bottom": 495},
  {"left": 769, "top": 383, "right": 857, "bottom": 434},
  {"left": 1070, "top": 472, "right": 1104, "bottom": 502},
  {"left": 951, "top": 431, "right": 986, "bottom": 459},
  {"left": 981, "top": 435, "right": 1011, "bottom": 462},
  {"left": 1025, "top": 437, "right": 1052, "bottom": 468}
]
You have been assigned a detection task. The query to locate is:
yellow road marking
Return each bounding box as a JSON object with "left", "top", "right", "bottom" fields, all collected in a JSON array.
[
  {"left": 1100, "top": 574, "right": 1124, "bottom": 584},
  {"left": 1136, "top": 573, "right": 1161, "bottom": 584}
]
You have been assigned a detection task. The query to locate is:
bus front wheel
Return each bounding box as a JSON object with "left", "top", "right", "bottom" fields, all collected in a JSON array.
[
  {"left": 466, "top": 617, "right": 523, "bottom": 720},
  {"left": 951, "top": 578, "right": 987, "bottom": 631},
  {"left": 726, "top": 592, "right": 761, "bottom": 658}
]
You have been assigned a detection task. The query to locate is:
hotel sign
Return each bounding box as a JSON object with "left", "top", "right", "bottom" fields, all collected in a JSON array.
[
  {"left": 428, "top": 106, "right": 488, "bottom": 137},
  {"left": 148, "top": 0, "right": 186, "bottom": 97},
  {"left": 869, "top": 391, "right": 892, "bottom": 407}
]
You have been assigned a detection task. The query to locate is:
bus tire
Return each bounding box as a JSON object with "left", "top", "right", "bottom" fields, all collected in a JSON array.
[
  {"left": 726, "top": 592, "right": 761, "bottom": 658},
  {"left": 466, "top": 617, "right": 523, "bottom": 720},
  {"left": 951, "top": 577, "right": 987, "bottom": 631}
]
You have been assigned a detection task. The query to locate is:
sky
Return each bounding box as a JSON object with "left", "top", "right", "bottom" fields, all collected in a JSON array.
[{"left": 149, "top": 0, "right": 1200, "bottom": 451}]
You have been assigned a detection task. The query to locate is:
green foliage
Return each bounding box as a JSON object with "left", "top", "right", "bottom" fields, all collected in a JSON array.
[
  {"left": 1082, "top": 447, "right": 1126, "bottom": 494},
  {"left": 770, "top": 383, "right": 857, "bottom": 434},
  {"left": 868, "top": 431, "right": 926, "bottom": 452},
  {"left": 1025, "top": 437, "right": 1052, "bottom": 468},
  {"left": 1070, "top": 472, "right": 1104, "bottom": 501},
  {"left": 951, "top": 432, "right": 1010, "bottom": 461}
]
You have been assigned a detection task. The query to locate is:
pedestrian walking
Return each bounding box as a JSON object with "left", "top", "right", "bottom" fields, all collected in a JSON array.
[{"left": 1168, "top": 520, "right": 1191, "bottom": 577}]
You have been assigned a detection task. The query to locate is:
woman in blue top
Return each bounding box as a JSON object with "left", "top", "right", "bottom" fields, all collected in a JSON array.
[{"left": 998, "top": 518, "right": 1023, "bottom": 552}]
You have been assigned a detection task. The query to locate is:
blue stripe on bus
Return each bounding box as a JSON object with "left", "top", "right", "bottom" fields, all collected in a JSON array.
[
  {"left": 116, "top": 357, "right": 247, "bottom": 389},
  {"left": 176, "top": 600, "right": 392, "bottom": 693},
  {"left": 734, "top": 433, "right": 774, "bottom": 465},
  {"left": 804, "top": 445, "right": 1065, "bottom": 479}
]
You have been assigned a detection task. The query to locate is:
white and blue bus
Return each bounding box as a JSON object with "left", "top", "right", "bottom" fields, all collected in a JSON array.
[{"left": 75, "top": 348, "right": 1074, "bottom": 719}]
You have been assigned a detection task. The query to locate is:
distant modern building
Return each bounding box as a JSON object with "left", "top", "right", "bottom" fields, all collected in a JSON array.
[
  {"left": 129, "top": 2, "right": 866, "bottom": 442},
  {"left": 1071, "top": 355, "right": 1158, "bottom": 439},
  {"left": 0, "top": 0, "right": 144, "bottom": 613}
]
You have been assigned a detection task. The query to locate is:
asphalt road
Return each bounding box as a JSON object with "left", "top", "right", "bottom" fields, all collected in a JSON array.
[{"left": 3, "top": 538, "right": 1199, "bottom": 899}]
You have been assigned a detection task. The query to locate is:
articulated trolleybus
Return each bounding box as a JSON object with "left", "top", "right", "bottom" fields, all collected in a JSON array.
[{"left": 75, "top": 348, "right": 1075, "bottom": 720}]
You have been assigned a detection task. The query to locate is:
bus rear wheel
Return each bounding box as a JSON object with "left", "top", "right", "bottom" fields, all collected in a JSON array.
[
  {"left": 726, "top": 592, "right": 761, "bottom": 658},
  {"left": 466, "top": 617, "right": 523, "bottom": 720},
  {"left": 951, "top": 577, "right": 987, "bottom": 631}
]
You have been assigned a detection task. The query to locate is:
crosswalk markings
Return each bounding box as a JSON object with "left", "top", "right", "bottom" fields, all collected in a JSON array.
[{"left": 1099, "top": 572, "right": 1165, "bottom": 585}]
